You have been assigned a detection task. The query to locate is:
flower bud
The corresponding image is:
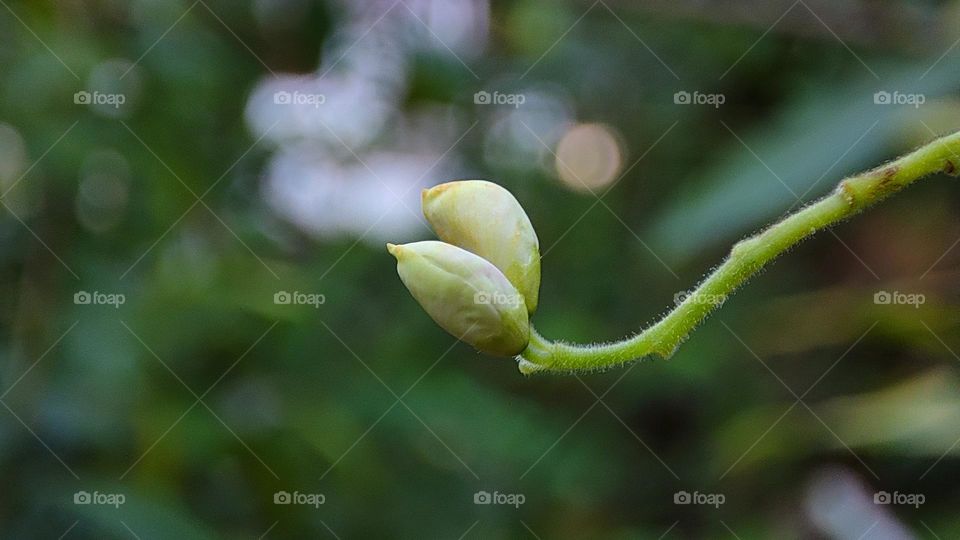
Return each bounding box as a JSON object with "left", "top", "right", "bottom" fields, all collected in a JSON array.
[
  {"left": 387, "top": 241, "right": 529, "bottom": 356},
  {"left": 422, "top": 180, "right": 541, "bottom": 313}
]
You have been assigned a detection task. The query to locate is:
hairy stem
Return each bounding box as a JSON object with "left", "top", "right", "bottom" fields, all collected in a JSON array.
[{"left": 518, "top": 130, "right": 960, "bottom": 375}]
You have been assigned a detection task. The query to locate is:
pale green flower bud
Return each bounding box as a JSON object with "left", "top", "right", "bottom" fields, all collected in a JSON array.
[
  {"left": 387, "top": 241, "right": 530, "bottom": 356},
  {"left": 422, "top": 180, "right": 541, "bottom": 314}
]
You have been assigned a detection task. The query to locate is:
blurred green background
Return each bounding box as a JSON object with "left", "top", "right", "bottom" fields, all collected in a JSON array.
[{"left": 1, "top": 0, "right": 959, "bottom": 538}]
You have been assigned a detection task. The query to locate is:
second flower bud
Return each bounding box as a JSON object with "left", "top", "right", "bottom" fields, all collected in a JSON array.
[{"left": 422, "top": 180, "right": 541, "bottom": 314}]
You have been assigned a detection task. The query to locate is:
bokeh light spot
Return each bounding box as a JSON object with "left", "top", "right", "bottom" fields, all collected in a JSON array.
[{"left": 554, "top": 122, "right": 624, "bottom": 192}]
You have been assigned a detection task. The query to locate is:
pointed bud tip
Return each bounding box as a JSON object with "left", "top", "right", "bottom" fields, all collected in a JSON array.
[
  {"left": 424, "top": 181, "right": 473, "bottom": 200},
  {"left": 386, "top": 243, "right": 401, "bottom": 258},
  {"left": 422, "top": 183, "right": 448, "bottom": 202}
]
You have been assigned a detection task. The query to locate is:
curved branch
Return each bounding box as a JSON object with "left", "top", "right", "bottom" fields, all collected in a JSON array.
[{"left": 518, "top": 130, "right": 960, "bottom": 374}]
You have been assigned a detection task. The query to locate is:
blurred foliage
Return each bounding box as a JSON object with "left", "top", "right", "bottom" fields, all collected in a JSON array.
[{"left": 1, "top": 0, "right": 959, "bottom": 538}]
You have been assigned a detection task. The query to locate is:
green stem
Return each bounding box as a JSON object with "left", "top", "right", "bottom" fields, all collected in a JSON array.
[{"left": 518, "top": 130, "right": 960, "bottom": 375}]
